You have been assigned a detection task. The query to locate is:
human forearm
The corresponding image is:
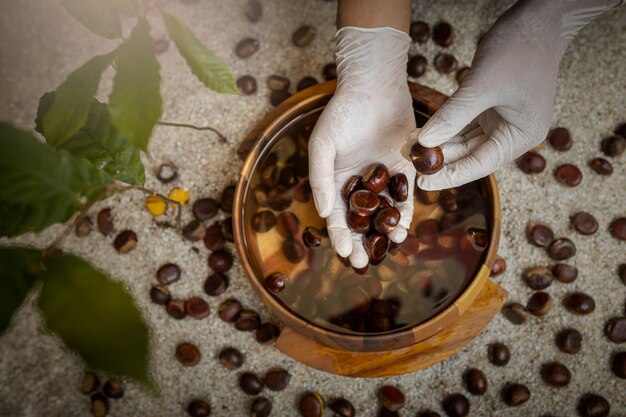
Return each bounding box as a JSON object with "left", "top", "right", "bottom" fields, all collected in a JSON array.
[{"left": 337, "top": 0, "right": 412, "bottom": 32}]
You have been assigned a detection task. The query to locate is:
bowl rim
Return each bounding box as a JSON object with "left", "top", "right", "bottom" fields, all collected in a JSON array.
[{"left": 233, "top": 81, "right": 501, "bottom": 349}]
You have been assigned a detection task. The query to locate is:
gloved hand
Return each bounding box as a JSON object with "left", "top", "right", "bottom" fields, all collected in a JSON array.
[
  {"left": 308, "top": 27, "right": 415, "bottom": 268},
  {"left": 407, "top": 0, "right": 621, "bottom": 191}
]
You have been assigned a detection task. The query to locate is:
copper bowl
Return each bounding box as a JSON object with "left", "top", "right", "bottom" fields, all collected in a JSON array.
[{"left": 234, "top": 81, "right": 501, "bottom": 352}]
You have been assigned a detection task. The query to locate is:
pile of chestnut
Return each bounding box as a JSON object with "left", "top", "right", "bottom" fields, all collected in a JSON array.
[
  {"left": 342, "top": 164, "right": 408, "bottom": 262},
  {"left": 342, "top": 143, "right": 444, "bottom": 263}
]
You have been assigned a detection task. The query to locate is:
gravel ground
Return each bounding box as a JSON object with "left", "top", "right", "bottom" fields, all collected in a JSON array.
[{"left": 0, "top": 0, "right": 625, "bottom": 416}]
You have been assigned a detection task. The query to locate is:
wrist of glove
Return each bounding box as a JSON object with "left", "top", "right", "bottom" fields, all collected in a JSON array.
[{"left": 406, "top": 0, "right": 621, "bottom": 191}]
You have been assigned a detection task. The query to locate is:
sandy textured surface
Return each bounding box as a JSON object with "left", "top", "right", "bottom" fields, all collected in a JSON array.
[{"left": 0, "top": 0, "right": 625, "bottom": 416}]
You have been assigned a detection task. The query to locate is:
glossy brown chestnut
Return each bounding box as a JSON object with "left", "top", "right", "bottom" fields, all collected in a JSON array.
[
  {"left": 302, "top": 226, "right": 323, "bottom": 247},
  {"left": 347, "top": 212, "right": 372, "bottom": 234},
  {"left": 276, "top": 211, "right": 300, "bottom": 238},
  {"left": 341, "top": 175, "right": 363, "bottom": 203},
  {"left": 388, "top": 173, "right": 409, "bottom": 202},
  {"left": 282, "top": 238, "right": 306, "bottom": 263},
  {"left": 364, "top": 231, "right": 389, "bottom": 261},
  {"left": 264, "top": 272, "right": 289, "bottom": 293},
  {"left": 362, "top": 163, "right": 390, "bottom": 193},
  {"left": 378, "top": 195, "right": 393, "bottom": 210},
  {"left": 349, "top": 189, "right": 380, "bottom": 216},
  {"left": 410, "top": 143, "right": 444, "bottom": 174},
  {"left": 373, "top": 207, "right": 401, "bottom": 234}
]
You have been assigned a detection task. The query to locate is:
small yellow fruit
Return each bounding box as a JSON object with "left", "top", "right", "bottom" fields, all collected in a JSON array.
[
  {"left": 146, "top": 195, "right": 167, "bottom": 216},
  {"left": 168, "top": 187, "right": 190, "bottom": 205}
]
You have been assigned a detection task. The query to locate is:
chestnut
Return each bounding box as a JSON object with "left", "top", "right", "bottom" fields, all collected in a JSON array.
[
  {"left": 362, "top": 163, "right": 390, "bottom": 193},
  {"left": 410, "top": 143, "right": 444, "bottom": 174},
  {"left": 438, "top": 189, "right": 458, "bottom": 212},
  {"left": 347, "top": 211, "right": 372, "bottom": 233},
  {"left": 364, "top": 231, "right": 389, "bottom": 261},
  {"left": 467, "top": 227, "right": 489, "bottom": 248},
  {"left": 252, "top": 210, "right": 276, "bottom": 233},
  {"left": 267, "top": 186, "right": 292, "bottom": 211},
  {"left": 415, "top": 188, "right": 439, "bottom": 205},
  {"left": 282, "top": 238, "right": 306, "bottom": 263},
  {"left": 416, "top": 218, "right": 440, "bottom": 244},
  {"left": 260, "top": 164, "right": 279, "bottom": 187},
  {"left": 264, "top": 272, "right": 289, "bottom": 293},
  {"left": 378, "top": 195, "right": 393, "bottom": 210},
  {"left": 341, "top": 175, "right": 363, "bottom": 203},
  {"left": 373, "top": 207, "right": 401, "bottom": 234},
  {"left": 302, "top": 226, "right": 323, "bottom": 247},
  {"left": 388, "top": 173, "right": 409, "bottom": 202},
  {"left": 278, "top": 166, "right": 297, "bottom": 187},
  {"left": 349, "top": 190, "right": 380, "bottom": 216},
  {"left": 253, "top": 185, "right": 269, "bottom": 207},
  {"left": 276, "top": 211, "right": 300, "bottom": 238},
  {"left": 293, "top": 179, "right": 312, "bottom": 202}
]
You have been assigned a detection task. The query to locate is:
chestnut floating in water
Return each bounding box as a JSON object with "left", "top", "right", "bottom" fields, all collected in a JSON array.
[
  {"left": 410, "top": 143, "right": 444, "bottom": 174},
  {"left": 264, "top": 272, "right": 289, "bottom": 293}
]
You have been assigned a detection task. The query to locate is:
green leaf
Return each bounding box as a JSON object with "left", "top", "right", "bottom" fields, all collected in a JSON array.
[
  {"left": 35, "top": 91, "right": 55, "bottom": 135},
  {"left": 60, "top": 100, "right": 145, "bottom": 185},
  {"left": 0, "top": 124, "right": 110, "bottom": 237},
  {"left": 60, "top": 0, "right": 122, "bottom": 39},
  {"left": 43, "top": 53, "right": 113, "bottom": 148},
  {"left": 161, "top": 11, "right": 239, "bottom": 94},
  {"left": 109, "top": 18, "right": 162, "bottom": 151},
  {"left": 0, "top": 247, "right": 43, "bottom": 335},
  {"left": 37, "top": 254, "right": 153, "bottom": 389},
  {"left": 112, "top": 0, "right": 139, "bottom": 17}
]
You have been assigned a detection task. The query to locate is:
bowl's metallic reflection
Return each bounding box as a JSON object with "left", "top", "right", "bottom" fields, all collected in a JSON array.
[{"left": 233, "top": 81, "right": 501, "bottom": 352}]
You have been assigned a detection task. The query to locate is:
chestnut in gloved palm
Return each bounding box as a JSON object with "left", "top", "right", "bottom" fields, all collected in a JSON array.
[{"left": 308, "top": 27, "right": 416, "bottom": 268}]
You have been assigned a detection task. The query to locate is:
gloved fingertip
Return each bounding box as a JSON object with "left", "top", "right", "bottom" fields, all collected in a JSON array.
[
  {"left": 389, "top": 226, "right": 408, "bottom": 244},
  {"left": 348, "top": 242, "right": 369, "bottom": 269},
  {"left": 416, "top": 174, "right": 440, "bottom": 191},
  {"left": 329, "top": 228, "right": 353, "bottom": 258},
  {"left": 417, "top": 128, "right": 446, "bottom": 148}
]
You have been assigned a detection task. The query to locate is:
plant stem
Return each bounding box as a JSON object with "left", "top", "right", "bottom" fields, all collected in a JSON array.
[{"left": 157, "top": 121, "right": 228, "bottom": 143}]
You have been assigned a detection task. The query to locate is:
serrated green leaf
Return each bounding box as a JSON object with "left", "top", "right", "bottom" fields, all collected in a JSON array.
[
  {"left": 35, "top": 92, "right": 55, "bottom": 135},
  {"left": 0, "top": 124, "right": 110, "bottom": 237},
  {"left": 0, "top": 247, "right": 43, "bottom": 335},
  {"left": 60, "top": 0, "right": 122, "bottom": 39},
  {"left": 37, "top": 254, "right": 153, "bottom": 389},
  {"left": 109, "top": 18, "right": 162, "bottom": 151},
  {"left": 161, "top": 11, "right": 239, "bottom": 94},
  {"left": 60, "top": 100, "right": 145, "bottom": 185},
  {"left": 112, "top": 0, "right": 139, "bottom": 17},
  {"left": 43, "top": 53, "right": 113, "bottom": 148}
]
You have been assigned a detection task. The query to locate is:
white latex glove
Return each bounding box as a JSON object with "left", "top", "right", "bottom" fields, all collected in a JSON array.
[
  {"left": 308, "top": 27, "right": 416, "bottom": 268},
  {"left": 407, "top": 0, "right": 621, "bottom": 191}
]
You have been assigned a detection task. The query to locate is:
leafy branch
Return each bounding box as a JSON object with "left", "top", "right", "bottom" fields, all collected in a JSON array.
[{"left": 1, "top": 0, "right": 239, "bottom": 393}]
